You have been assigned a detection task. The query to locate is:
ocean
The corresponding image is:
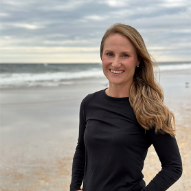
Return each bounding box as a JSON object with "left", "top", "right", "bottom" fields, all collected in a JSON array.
[{"left": 0, "top": 62, "right": 191, "bottom": 88}]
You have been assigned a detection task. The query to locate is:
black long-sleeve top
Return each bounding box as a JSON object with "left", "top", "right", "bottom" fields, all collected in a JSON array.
[{"left": 70, "top": 88, "right": 182, "bottom": 191}]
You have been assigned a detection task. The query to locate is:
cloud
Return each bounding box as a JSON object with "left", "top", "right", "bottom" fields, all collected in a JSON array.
[
  {"left": 0, "top": 0, "right": 190, "bottom": 62},
  {"left": 162, "top": 0, "right": 188, "bottom": 7},
  {"left": 39, "top": 0, "right": 90, "bottom": 11},
  {"left": 98, "top": 0, "right": 130, "bottom": 7},
  {"left": 83, "top": 15, "right": 108, "bottom": 21},
  {"left": 12, "top": 23, "right": 43, "bottom": 30},
  {"left": 0, "top": 12, "right": 10, "bottom": 17}
]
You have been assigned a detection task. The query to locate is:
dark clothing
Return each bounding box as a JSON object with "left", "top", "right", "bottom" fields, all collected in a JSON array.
[{"left": 70, "top": 88, "right": 182, "bottom": 191}]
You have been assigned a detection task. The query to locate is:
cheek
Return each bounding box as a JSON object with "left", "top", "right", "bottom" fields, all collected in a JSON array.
[
  {"left": 125, "top": 58, "right": 137, "bottom": 68},
  {"left": 101, "top": 55, "right": 110, "bottom": 66},
  {"left": 123, "top": 60, "right": 137, "bottom": 75},
  {"left": 101, "top": 55, "right": 107, "bottom": 62},
  {"left": 102, "top": 56, "right": 110, "bottom": 75}
]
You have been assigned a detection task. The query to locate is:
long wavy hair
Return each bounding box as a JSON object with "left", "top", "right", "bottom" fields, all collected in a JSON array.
[{"left": 100, "top": 23, "right": 176, "bottom": 136}]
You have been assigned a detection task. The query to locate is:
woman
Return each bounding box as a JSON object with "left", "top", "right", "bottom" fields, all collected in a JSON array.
[{"left": 70, "top": 23, "right": 182, "bottom": 191}]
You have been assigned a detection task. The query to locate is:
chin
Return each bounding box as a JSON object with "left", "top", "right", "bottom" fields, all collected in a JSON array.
[{"left": 109, "top": 80, "right": 125, "bottom": 85}]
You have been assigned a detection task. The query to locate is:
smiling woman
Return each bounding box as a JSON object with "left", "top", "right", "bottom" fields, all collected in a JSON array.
[
  {"left": 101, "top": 33, "right": 140, "bottom": 96},
  {"left": 69, "top": 23, "right": 182, "bottom": 191}
]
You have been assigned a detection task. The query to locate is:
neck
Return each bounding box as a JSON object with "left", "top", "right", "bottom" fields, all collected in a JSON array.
[{"left": 106, "top": 81, "right": 132, "bottom": 98}]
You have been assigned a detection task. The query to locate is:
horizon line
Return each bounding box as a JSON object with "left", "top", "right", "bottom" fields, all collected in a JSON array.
[{"left": 0, "top": 61, "right": 191, "bottom": 64}]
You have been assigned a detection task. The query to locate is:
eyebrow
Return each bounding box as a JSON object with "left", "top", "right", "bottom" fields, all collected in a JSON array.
[{"left": 104, "top": 49, "right": 132, "bottom": 54}]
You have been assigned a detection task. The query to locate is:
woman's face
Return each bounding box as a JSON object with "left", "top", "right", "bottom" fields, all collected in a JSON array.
[{"left": 101, "top": 33, "right": 140, "bottom": 87}]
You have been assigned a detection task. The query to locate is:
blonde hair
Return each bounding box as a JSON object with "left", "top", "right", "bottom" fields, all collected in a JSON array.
[{"left": 100, "top": 23, "right": 176, "bottom": 136}]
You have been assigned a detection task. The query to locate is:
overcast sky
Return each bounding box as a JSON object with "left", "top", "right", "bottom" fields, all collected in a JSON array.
[{"left": 0, "top": 0, "right": 190, "bottom": 63}]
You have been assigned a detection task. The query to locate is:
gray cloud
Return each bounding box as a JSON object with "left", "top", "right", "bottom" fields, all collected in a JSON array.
[{"left": 0, "top": 0, "right": 190, "bottom": 62}]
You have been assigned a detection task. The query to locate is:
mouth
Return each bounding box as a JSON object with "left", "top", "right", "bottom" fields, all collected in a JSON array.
[{"left": 109, "top": 69, "right": 125, "bottom": 74}]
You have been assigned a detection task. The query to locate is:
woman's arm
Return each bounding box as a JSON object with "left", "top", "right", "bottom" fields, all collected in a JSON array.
[
  {"left": 70, "top": 98, "right": 86, "bottom": 191},
  {"left": 142, "top": 128, "right": 183, "bottom": 191}
]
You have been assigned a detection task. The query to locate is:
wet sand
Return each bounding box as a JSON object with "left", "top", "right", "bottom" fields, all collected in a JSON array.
[{"left": 0, "top": 69, "right": 191, "bottom": 190}]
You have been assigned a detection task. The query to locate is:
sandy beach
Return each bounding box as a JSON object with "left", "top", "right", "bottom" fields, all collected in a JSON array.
[{"left": 0, "top": 69, "right": 191, "bottom": 191}]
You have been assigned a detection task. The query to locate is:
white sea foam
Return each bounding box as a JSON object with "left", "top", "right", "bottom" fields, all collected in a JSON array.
[
  {"left": 0, "top": 63, "right": 190, "bottom": 88},
  {"left": 158, "top": 63, "right": 191, "bottom": 71},
  {"left": 0, "top": 70, "right": 105, "bottom": 88}
]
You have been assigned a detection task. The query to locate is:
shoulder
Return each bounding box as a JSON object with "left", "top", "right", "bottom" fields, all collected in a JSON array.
[{"left": 81, "top": 89, "right": 104, "bottom": 106}]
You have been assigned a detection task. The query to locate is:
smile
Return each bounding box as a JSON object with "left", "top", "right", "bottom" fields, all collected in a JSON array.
[{"left": 110, "top": 69, "right": 125, "bottom": 74}]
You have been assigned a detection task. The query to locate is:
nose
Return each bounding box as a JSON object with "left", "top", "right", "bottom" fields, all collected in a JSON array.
[{"left": 111, "top": 56, "right": 121, "bottom": 68}]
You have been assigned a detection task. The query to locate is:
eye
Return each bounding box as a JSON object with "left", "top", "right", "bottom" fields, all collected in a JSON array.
[
  {"left": 106, "top": 52, "right": 113, "bottom": 57},
  {"left": 122, "top": 54, "right": 129, "bottom": 57}
]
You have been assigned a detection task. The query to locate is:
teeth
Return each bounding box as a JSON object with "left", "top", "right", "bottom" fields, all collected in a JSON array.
[{"left": 111, "top": 70, "right": 124, "bottom": 74}]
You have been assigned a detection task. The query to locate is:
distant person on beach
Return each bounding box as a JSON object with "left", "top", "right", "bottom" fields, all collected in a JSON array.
[{"left": 70, "top": 23, "right": 182, "bottom": 191}]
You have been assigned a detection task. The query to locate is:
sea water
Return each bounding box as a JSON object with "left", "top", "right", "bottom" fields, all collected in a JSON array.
[{"left": 0, "top": 62, "right": 191, "bottom": 88}]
